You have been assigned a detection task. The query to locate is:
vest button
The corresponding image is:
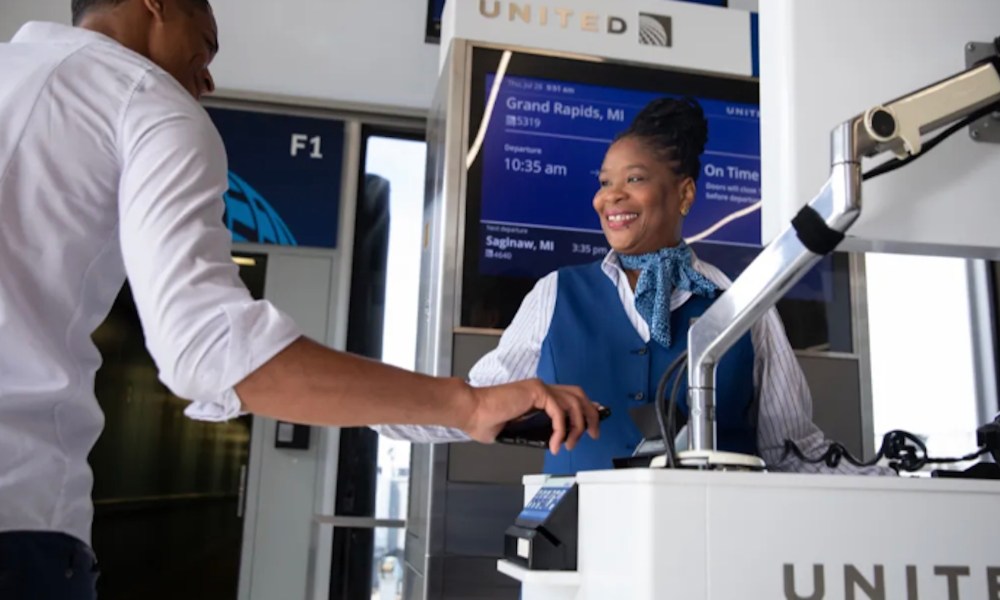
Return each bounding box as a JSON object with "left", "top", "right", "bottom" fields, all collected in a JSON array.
[{"left": 634, "top": 392, "right": 645, "bottom": 401}]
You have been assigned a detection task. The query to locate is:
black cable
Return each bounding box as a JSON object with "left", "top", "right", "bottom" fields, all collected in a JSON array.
[
  {"left": 782, "top": 429, "right": 990, "bottom": 473},
  {"left": 655, "top": 354, "right": 689, "bottom": 469},
  {"left": 862, "top": 102, "right": 1000, "bottom": 181},
  {"left": 652, "top": 351, "right": 696, "bottom": 469},
  {"left": 654, "top": 351, "right": 688, "bottom": 468},
  {"left": 665, "top": 356, "right": 687, "bottom": 463}
]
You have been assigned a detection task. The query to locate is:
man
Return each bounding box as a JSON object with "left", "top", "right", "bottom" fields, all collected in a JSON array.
[{"left": 0, "top": 1, "right": 600, "bottom": 597}]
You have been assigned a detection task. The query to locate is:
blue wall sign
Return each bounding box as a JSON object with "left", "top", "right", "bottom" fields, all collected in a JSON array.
[{"left": 206, "top": 107, "right": 344, "bottom": 249}]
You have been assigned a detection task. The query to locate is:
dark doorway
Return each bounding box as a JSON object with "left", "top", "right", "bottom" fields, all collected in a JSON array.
[{"left": 89, "top": 253, "right": 267, "bottom": 600}]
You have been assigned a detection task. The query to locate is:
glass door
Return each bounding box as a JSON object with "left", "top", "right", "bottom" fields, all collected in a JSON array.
[{"left": 329, "top": 130, "right": 427, "bottom": 600}]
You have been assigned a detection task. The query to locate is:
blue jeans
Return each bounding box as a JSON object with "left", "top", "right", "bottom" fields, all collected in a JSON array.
[{"left": 0, "top": 531, "right": 99, "bottom": 599}]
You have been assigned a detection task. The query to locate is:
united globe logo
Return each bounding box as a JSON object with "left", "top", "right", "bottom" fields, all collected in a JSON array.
[
  {"left": 638, "top": 13, "right": 672, "bottom": 48},
  {"left": 223, "top": 172, "right": 298, "bottom": 246}
]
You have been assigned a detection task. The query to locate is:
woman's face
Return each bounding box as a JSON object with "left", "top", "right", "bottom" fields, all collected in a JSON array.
[{"left": 592, "top": 136, "right": 695, "bottom": 255}]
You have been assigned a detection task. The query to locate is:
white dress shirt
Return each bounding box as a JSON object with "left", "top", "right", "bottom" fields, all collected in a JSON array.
[
  {"left": 0, "top": 23, "right": 300, "bottom": 546},
  {"left": 376, "top": 251, "right": 891, "bottom": 476}
]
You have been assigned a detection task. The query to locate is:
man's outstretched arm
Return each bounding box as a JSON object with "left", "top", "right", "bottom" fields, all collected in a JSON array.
[
  {"left": 117, "top": 75, "right": 599, "bottom": 454},
  {"left": 237, "top": 337, "right": 599, "bottom": 454}
]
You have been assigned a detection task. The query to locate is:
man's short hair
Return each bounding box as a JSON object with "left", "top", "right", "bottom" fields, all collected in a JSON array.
[{"left": 71, "top": 0, "right": 211, "bottom": 26}]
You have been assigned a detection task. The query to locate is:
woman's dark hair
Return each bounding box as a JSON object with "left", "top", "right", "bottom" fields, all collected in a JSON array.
[{"left": 614, "top": 97, "right": 709, "bottom": 181}]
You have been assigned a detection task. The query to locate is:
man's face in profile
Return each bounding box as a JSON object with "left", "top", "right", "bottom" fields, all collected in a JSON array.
[{"left": 146, "top": 0, "right": 219, "bottom": 99}]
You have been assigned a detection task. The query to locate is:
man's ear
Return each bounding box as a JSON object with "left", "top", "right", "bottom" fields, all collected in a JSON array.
[{"left": 142, "top": 0, "right": 167, "bottom": 22}]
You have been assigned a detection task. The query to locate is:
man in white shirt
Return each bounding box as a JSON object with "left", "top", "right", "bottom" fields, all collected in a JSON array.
[{"left": 0, "top": 1, "right": 600, "bottom": 597}]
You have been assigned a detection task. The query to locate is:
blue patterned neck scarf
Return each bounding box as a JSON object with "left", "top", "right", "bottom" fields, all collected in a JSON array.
[{"left": 618, "top": 242, "right": 718, "bottom": 348}]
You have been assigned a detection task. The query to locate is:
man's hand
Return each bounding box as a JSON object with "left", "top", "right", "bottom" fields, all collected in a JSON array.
[{"left": 460, "top": 379, "right": 601, "bottom": 454}]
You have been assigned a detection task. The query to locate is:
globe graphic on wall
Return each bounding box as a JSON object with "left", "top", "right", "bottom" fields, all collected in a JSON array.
[
  {"left": 223, "top": 171, "right": 298, "bottom": 246},
  {"left": 638, "top": 15, "right": 670, "bottom": 47}
]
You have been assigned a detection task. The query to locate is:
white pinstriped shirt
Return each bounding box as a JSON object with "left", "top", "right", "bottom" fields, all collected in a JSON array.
[{"left": 376, "top": 251, "right": 892, "bottom": 475}]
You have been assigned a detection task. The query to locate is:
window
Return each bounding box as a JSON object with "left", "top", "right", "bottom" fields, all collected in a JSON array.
[{"left": 332, "top": 130, "right": 427, "bottom": 600}]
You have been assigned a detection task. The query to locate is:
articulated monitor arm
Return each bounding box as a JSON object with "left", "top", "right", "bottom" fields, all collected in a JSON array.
[{"left": 683, "top": 57, "right": 1000, "bottom": 462}]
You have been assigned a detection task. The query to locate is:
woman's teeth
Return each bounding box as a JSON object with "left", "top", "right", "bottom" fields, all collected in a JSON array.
[{"left": 608, "top": 213, "right": 638, "bottom": 223}]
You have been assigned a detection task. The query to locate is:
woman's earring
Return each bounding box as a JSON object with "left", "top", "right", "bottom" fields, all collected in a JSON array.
[{"left": 680, "top": 206, "right": 690, "bottom": 216}]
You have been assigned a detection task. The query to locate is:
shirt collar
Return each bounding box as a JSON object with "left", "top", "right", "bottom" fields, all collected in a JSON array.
[
  {"left": 12, "top": 21, "right": 184, "bottom": 100},
  {"left": 601, "top": 249, "right": 701, "bottom": 311},
  {"left": 12, "top": 22, "right": 116, "bottom": 46}
]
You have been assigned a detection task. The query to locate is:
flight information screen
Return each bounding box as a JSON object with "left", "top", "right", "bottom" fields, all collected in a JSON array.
[{"left": 460, "top": 49, "right": 846, "bottom": 344}]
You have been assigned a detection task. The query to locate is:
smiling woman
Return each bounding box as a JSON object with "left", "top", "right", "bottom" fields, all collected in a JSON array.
[
  {"left": 594, "top": 98, "right": 706, "bottom": 257},
  {"left": 379, "top": 96, "right": 893, "bottom": 478}
]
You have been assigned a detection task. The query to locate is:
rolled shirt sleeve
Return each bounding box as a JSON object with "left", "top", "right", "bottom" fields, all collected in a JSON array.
[{"left": 116, "top": 71, "right": 301, "bottom": 420}]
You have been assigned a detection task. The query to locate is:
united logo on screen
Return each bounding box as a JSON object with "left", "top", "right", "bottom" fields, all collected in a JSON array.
[{"left": 638, "top": 13, "right": 672, "bottom": 47}]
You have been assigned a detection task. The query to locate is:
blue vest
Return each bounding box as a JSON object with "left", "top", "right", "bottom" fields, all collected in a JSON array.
[{"left": 538, "top": 262, "right": 758, "bottom": 474}]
